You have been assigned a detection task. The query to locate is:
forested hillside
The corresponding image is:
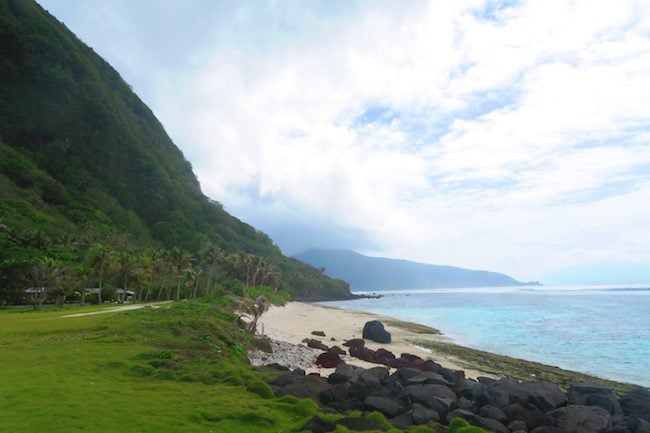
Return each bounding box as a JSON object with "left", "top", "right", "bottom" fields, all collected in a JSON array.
[{"left": 0, "top": 0, "right": 350, "bottom": 303}]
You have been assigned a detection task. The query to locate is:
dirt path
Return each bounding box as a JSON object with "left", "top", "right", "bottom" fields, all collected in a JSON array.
[{"left": 62, "top": 301, "right": 172, "bottom": 318}]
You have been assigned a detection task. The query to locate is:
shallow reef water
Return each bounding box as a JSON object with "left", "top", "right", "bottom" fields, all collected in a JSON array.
[{"left": 322, "top": 285, "right": 650, "bottom": 386}]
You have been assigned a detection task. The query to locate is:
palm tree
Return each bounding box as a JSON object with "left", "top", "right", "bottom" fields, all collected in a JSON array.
[
  {"left": 85, "top": 244, "right": 114, "bottom": 304},
  {"left": 228, "top": 295, "right": 270, "bottom": 334},
  {"left": 115, "top": 251, "right": 140, "bottom": 303},
  {"left": 185, "top": 264, "right": 203, "bottom": 299},
  {"left": 76, "top": 265, "right": 92, "bottom": 305},
  {"left": 167, "top": 247, "right": 193, "bottom": 300},
  {"left": 200, "top": 242, "right": 222, "bottom": 296}
]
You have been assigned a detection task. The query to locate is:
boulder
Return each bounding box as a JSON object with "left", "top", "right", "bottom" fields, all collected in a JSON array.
[
  {"left": 311, "top": 330, "right": 326, "bottom": 337},
  {"left": 451, "top": 396, "right": 477, "bottom": 413},
  {"left": 303, "top": 338, "right": 329, "bottom": 351},
  {"left": 612, "top": 416, "right": 650, "bottom": 433},
  {"left": 362, "top": 320, "right": 392, "bottom": 344},
  {"left": 568, "top": 382, "right": 623, "bottom": 420},
  {"left": 479, "top": 404, "right": 509, "bottom": 424},
  {"left": 530, "top": 427, "right": 571, "bottom": 433},
  {"left": 374, "top": 348, "right": 396, "bottom": 365},
  {"left": 405, "top": 384, "right": 455, "bottom": 418},
  {"left": 439, "top": 367, "right": 465, "bottom": 385},
  {"left": 521, "top": 381, "right": 568, "bottom": 411},
  {"left": 316, "top": 349, "right": 344, "bottom": 368},
  {"left": 390, "top": 367, "right": 424, "bottom": 385},
  {"left": 276, "top": 375, "right": 331, "bottom": 399},
  {"left": 364, "top": 395, "right": 408, "bottom": 418},
  {"left": 508, "top": 420, "right": 528, "bottom": 432},
  {"left": 359, "top": 366, "right": 390, "bottom": 383},
  {"left": 271, "top": 372, "right": 307, "bottom": 387},
  {"left": 320, "top": 384, "right": 362, "bottom": 412},
  {"left": 387, "top": 353, "right": 428, "bottom": 370},
  {"left": 343, "top": 338, "right": 365, "bottom": 348},
  {"left": 412, "top": 403, "right": 440, "bottom": 424},
  {"left": 348, "top": 380, "right": 383, "bottom": 402},
  {"left": 447, "top": 409, "right": 509, "bottom": 433},
  {"left": 550, "top": 405, "right": 611, "bottom": 433},
  {"left": 349, "top": 345, "right": 381, "bottom": 363},
  {"left": 477, "top": 377, "right": 532, "bottom": 409},
  {"left": 455, "top": 378, "right": 485, "bottom": 400},
  {"left": 334, "top": 363, "right": 365, "bottom": 382},
  {"left": 389, "top": 413, "right": 414, "bottom": 429},
  {"left": 503, "top": 402, "right": 557, "bottom": 430},
  {"left": 405, "top": 371, "right": 453, "bottom": 387},
  {"left": 621, "top": 388, "right": 650, "bottom": 421}
]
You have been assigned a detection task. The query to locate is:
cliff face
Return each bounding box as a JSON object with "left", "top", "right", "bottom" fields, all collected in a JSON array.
[{"left": 0, "top": 0, "right": 350, "bottom": 299}]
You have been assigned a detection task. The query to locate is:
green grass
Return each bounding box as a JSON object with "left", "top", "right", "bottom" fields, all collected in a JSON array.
[
  {"left": 0, "top": 300, "right": 314, "bottom": 432},
  {"left": 0, "top": 299, "right": 431, "bottom": 432}
]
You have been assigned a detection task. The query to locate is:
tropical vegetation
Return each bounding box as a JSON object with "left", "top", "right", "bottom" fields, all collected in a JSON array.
[{"left": 0, "top": 0, "right": 350, "bottom": 304}]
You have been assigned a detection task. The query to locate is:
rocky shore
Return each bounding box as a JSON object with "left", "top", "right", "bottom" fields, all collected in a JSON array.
[{"left": 250, "top": 306, "right": 650, "bottom": 433}]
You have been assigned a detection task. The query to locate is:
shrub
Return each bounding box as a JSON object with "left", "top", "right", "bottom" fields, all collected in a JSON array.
[{"left": 246, "top": 380, "right": 273, "bottom": 399}]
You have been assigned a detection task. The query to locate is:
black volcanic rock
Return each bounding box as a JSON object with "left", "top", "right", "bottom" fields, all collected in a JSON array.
[
  {"left": 550, "top": 405, "right": 612, "bottom": 433},
  {"left": 568, "top": 382, "right": 623, "bottom": 421},
  {"left": 362, "top": 320, "right": 391, "bottom": 344},
  {"left": 621, "top": 388, "right": 650, "bottom": 421}
]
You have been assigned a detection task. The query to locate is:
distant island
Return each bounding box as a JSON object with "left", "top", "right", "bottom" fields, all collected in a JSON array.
[{"left": 295, "top": 249, "right": 539, "bottom": 291}]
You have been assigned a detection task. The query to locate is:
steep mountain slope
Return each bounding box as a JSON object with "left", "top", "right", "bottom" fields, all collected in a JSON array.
[
  {"left": 295, "top": 249, "right": 538, "bottom": 291},
  {"left": 0, "top": 0, "right": 349, "bottom": 299}
]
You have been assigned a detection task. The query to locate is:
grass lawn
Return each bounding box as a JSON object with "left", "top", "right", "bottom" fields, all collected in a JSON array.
[{"left": 0, "top": 301, "right": 328, "bottom": 433}]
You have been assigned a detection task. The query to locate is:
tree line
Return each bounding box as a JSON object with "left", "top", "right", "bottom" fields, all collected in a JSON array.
[{"left": 0, "top": 225, "right": 280, "bottom": 309}]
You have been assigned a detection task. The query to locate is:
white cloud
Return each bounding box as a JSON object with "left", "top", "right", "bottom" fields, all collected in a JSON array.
[{"left": 40, "top": 0, "right": 650, "bottom": 280}]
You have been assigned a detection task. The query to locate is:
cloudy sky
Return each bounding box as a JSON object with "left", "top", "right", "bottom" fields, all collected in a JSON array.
[{"left": 40, "top": 0, "right": 650, "bottom": 281}]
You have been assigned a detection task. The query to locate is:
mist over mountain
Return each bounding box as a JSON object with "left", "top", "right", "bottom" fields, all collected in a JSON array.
[{"left": 295, "top": 249, "right": 538, "bottom": 291}]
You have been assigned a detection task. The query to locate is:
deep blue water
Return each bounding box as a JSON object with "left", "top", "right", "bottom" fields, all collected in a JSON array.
[{"left": 321, "top": 285, "right": 650, "bottom": 386}]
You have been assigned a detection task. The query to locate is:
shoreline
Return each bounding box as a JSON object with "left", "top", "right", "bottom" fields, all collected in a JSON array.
[{"left": 257, "top": 301, "right": 638, "bottom": 394}]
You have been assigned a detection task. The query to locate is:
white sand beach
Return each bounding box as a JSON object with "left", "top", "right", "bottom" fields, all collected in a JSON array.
[{"left": 258, "top": 301, "right": 494, "bottom": 379}]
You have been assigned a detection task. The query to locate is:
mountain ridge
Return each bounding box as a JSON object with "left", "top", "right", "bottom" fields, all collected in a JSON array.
[
  {"left": 295, "top": 248, "right": 538, "bottom": 291},
  {"left": 0, "top": 0, "right": 350, "bottom": 300}
]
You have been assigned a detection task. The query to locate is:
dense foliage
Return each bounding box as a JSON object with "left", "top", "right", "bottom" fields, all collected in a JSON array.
[{"left": 0, "top": 0, "right": 350, "bottom": 302}]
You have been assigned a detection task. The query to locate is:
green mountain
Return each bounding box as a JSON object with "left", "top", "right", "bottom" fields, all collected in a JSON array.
[
  {"left": 295, "top": 249, "right": 538, "bottom": 291},
  {"left": 0, "top": 0, "right": 349, "bottom": 300}
]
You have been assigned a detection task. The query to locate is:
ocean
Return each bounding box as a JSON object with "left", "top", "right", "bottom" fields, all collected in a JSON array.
[{"left": 320, "top": 285, "right": 650, "bottom": 387}]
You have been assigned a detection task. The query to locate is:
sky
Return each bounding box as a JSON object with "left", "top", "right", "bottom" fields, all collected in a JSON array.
[{"left": 38, "top": 0, "right": 650, "bottom": 282}]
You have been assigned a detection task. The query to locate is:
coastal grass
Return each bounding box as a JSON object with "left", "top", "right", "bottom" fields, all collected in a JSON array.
[
  {"left": 0, "top": 298, "right": 442, "bottom": 433},
  {"left": 413, "top": 339, "right": 635, "bottom": 395}
]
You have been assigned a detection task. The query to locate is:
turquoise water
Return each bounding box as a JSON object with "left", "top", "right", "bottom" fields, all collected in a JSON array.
[{"left": 321, "top": 285, "right": 650, "bottom": 386}]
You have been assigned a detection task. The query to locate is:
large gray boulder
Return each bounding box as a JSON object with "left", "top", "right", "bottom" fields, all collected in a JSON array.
[
  {"left": 447, "top": 409, "right": 509, "bottom": 433},
  {"left": 406, "top": 384, "right": 456, "bottom": 418},
  {"left": 364, "top": 395, "right": 408, "bottom": 418},
  {"left": 521, "top": 381, "right": 568, "bottom": 411},
  {"left": 362, "top": 320, "right": 392, "bottom": 344},
  {"left": 568, "top": 382, "right": 623, "bottom": 421},
  {"left": 621, "top": 388, "right": 650, "bottom": 421},
  {"left": 550, "top": 405, "right": 611, "bottom": 433},
  {"left": 412, "top": 403, "right": 440, "bottom": 424}
]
